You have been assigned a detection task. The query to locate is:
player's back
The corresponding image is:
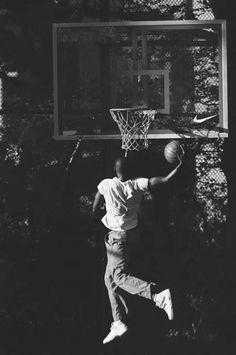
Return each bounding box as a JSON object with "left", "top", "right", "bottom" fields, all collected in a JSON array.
[{"left": 98, "top": 177, "right": 148, "bottom": 231}]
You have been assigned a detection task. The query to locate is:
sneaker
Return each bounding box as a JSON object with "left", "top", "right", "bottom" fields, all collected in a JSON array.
[
  {"left": 153, "top": 288, "right": 174, "bottom": 320},
  {"left": 103, "top": 320, "right": 128, "bottom": 344}
]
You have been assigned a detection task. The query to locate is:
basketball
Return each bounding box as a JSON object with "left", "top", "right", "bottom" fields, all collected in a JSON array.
[{"left": 164, "top": 140, "right": 181, "bottom": 164}]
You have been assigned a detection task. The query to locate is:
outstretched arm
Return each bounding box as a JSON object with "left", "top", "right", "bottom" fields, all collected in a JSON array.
[{"left": 149, "top": 153, "right": 183, "bottom": 190}]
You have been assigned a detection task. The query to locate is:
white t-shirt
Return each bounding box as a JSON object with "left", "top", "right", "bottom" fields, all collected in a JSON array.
[{"left": 97, "top": 177, "right": 149, "bottom": 231}]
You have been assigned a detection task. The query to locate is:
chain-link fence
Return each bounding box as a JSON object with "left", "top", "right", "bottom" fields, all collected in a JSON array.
[
  {"left": 0, "top": 1, "right": 232, "bottom": 350},
  {"left": 0, "top": 0, "right": 227, "bottom": 246},
  {"left": 74, "top": 138, "right": 227, "bottom": 255},
  {"left": 110, "top": 0, "right": 215, "bottom": 20}
]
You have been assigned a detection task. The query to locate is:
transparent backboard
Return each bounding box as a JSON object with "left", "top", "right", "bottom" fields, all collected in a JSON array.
[{"left": 53, "top": 20, "right": 228, "bottom": 140}]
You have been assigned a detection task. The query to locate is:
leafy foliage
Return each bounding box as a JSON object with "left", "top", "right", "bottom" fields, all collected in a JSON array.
[{"left": 0, "top": 1, "right": 234, "bottom": 354}]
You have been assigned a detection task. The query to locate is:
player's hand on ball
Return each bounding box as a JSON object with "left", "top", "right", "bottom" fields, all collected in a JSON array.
[
  {"left": 164, "top": 140, "right": 185, "bottom": 165},
  {"left": 179, "top": 144, "right": 185, "bottom": 157},
  {"left": 177, "top": 145, "right": 185, "bottom": 163},
  {"left": 180, "top": 144, "right": 185, "bottom": 157}
]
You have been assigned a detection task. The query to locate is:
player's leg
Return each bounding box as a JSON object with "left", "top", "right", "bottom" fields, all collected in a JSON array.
[
  {"left": 108, "top": 228, "right": 174, "bottom": 320},
  {"left": 108, "top": 228, "right": 154, "bottom": 298},
  {"left": 103, "top": 239, "right": 128, "bottom": 344},
  {"left": 104, "top": 263, "right": 129, "bottom": 321}
]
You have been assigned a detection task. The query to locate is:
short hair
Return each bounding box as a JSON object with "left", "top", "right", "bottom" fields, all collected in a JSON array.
[{"left": 115, "top": 156, "right": 133, "bottom": 180}]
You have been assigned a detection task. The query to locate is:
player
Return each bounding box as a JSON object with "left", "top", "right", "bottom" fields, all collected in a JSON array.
[{"left": 92, "top": 153, "right": 183, "bottom": 344}]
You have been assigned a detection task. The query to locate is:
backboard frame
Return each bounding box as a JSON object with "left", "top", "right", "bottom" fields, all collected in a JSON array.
[{"left": 53, "top": 20, "right": 228, "bottom": 141}]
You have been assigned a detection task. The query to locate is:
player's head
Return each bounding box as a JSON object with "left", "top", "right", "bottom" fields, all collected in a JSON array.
[{"left": 115, "top": 156, "right": 131, "bottom": 180}]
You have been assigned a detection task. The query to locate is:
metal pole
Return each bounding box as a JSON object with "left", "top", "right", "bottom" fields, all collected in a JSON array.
[{"left": 186, "top": 0, "right": 194, "bottom": 19}]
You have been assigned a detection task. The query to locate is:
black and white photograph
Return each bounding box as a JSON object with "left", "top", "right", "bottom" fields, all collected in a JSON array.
[{"left": 0, "top": 1, "right": 235, "bottom": 354}]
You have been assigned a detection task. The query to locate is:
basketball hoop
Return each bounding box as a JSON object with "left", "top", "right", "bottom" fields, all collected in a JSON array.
[{"left": 110, "top": 108, "right": 156, "bottom": 156}]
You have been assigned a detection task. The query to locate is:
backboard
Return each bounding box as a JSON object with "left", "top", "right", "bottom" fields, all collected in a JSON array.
[{"left": 53, "top": 20, "right": 228, "bottom": 140}]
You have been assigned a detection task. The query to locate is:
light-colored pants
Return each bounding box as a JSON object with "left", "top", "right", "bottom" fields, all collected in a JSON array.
[{"left": 104, "top": 227, "right": 156, "bottom": 321}]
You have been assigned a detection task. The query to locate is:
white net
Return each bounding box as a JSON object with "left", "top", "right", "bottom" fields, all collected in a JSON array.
[{"left": 110, "top": 108, "right": 156, "bottom": 155}]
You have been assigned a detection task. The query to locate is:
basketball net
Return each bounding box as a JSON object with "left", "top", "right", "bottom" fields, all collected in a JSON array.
[{"left": 110, "top": 108, "right": 156, "bottom": 156}]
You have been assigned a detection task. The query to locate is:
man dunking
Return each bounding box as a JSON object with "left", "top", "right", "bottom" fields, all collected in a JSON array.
[{"left": 92, "top": 154, "right": 183, "bottom": 344}]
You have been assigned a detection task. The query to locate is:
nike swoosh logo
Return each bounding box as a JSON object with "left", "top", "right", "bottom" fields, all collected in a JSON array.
[{"left": 193, "top": 115, "right": 217, "bottom": 124}]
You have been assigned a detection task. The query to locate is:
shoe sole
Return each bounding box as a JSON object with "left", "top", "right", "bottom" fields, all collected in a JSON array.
[
  {"left": 155, "top": 289, "right": 174, "bottom": 320},
  {"left": 164, "top": 290, "right": 174, "bottom": 320},
  {"left": 103, "top": 328, "right": 128, "bottom": 344}
]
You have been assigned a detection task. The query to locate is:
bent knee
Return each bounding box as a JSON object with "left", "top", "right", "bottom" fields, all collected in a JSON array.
[
  {"left": 113, "top": 267, "right": 128, "bottom": 286},
  {"left": 113, "top": 268, "right": 140, "bottom": 295}
]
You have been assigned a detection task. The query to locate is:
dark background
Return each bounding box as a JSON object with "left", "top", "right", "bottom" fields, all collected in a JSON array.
[{"left": 0, "top": 1, "right": 235, "bottom": 354}]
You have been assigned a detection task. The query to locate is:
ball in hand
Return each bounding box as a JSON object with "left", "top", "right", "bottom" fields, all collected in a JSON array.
[{"left": 164, "top": 140, "right": 182, "bottom": 164}]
